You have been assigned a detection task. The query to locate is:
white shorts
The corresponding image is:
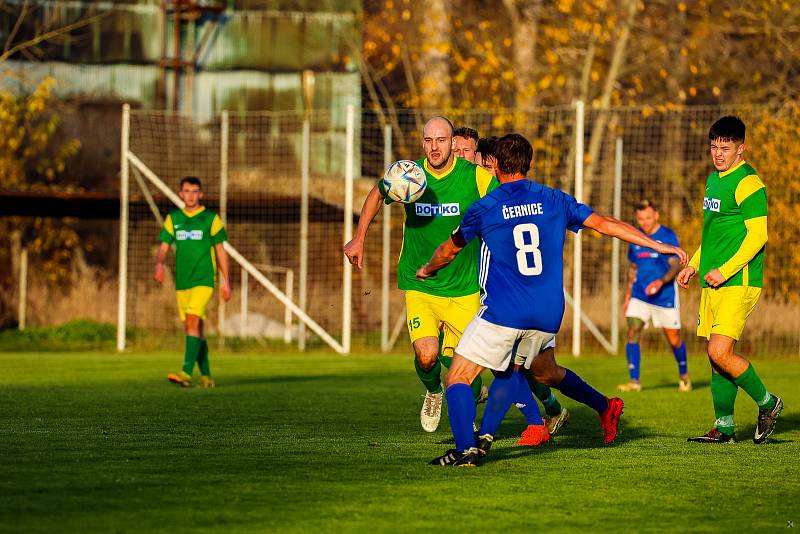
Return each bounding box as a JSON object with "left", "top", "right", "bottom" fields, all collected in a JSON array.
[
  {"left": 625, "top": 297, "right": 681, "bottom": 329},
  {"left": 456, "top": 316, "right": 556, "bottom": 372}
]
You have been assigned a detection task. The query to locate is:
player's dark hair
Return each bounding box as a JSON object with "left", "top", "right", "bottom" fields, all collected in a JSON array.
[
  {"left": 709, "top": 116, "right": 745, "bottom": 143},
  {"left": 453, "top": 126, "right": 479, "bottom": 142},
  {"left": 494, "top": 133, "right": 532, "bottom": 176},
  {"left": 635, "top": 199, "right": 657, "bottom": 212},
  {"left": 180, "top": 175, "right": 202, "bottom": 189},
  {"left": 477, "top": 136, "right": 498, "bottom": 158}
]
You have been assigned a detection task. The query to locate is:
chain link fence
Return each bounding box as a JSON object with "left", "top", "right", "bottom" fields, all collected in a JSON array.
[{"left": 28, "top": 102, "right": 798, "bottom": 355}]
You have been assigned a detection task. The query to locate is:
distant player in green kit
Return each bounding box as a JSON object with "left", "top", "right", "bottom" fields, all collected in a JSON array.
[
  {"left": 678, "top": 116, "right": 783, "bottom": 443},
  {"left": 154, "top": 176, "right": 232, "bottom": 389},
  {"left": 344, "top": 117, "right": 495, "bottom": 432}
]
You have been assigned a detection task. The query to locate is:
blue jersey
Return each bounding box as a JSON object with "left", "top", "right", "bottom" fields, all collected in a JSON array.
[
  {"left": 457, "top": 180, "right": 594, "bottom": 332},
  {"left": 627, "top": 225, "right": 680, "bottom": 308}
]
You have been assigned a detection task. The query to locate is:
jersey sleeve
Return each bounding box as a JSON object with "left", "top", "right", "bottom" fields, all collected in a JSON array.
[
  {"left": 475, "top": 166, "right": 498, "bottom": 197},
  {"left": 627, "top": 243, "right": 635, "bottom": 263},
  {"left": 561, "top": 191, "right": 594, "bottom": 233},
  {"left": 736, "top": 174, "right": 767, "bottom": 220},
  {"left": 159, "top": 214, "right": 175, "bottom": 244},
  {"left": 210, "top": 214, "right": 228, "bottom": 245},
  {"left": 457, "top": 203, "right": 483, "bottom": 244}
]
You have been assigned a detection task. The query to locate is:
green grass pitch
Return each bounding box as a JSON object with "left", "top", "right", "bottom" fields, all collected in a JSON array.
[{"left": 1, "top": 350, "right": 798, "bottom": 532}]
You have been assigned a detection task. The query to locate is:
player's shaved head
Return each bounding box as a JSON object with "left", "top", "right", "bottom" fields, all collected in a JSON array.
[{"left": 423, "top": 116, "right": 454, "bottom": 138}]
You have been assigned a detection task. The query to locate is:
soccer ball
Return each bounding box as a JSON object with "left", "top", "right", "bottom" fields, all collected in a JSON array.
[{"left": 381, "top": 160, "right": 427, "bottom": 203}]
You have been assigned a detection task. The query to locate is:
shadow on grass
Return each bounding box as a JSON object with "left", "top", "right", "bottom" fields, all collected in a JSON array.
[
  {"left": 435, "top": 404, "right": 655, "bottom": 457},
  {"left": 645, "top": 379, "right": 709, "bottom": 391},
  {"left": 222, "top": 374, "right": 341, "bottom": 387}
]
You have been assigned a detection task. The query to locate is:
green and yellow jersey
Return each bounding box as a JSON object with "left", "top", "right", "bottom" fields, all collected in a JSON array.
[
  {"left": 159, "top": 207, "right": 228, "bottom": 290},
  {"left": 688, "top": 160, "right": 767, "bottom": 288},
  {"left": 394, "top": 157, "right": 498, "bottom": 297}
]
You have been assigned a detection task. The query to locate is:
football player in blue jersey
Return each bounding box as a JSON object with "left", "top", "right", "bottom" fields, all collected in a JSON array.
[
  {"left": 419, "top": 133, "right": 687, "bottom": 466},
  {"left": 619, "top": 200, "right": 691, "bottom": 393}
]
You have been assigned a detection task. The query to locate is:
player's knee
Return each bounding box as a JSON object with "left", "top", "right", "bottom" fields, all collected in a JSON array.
[
  {"left": 531, "top": 367, "right": 558, "bottom": 386},
  {"left": 706, "top": 339, "right": 733, "bottom": 362},
  {"left": 415, "top": 351, "right": 438, "bottom": 372},
  {"left": 627, "top": 328, "right": 640, "bottom": 343}
]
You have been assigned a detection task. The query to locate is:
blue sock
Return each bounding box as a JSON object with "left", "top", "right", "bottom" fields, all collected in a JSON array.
[
  {"left": 673, "top": 343, "right": 688, "bottom": 375},
  {"left": 445, "top": 383, "right": 477, "bottom": 453},
  {"left": 477, "top": 371, "right": 516, "bottom": 438},
  {"left": 558, "top": 368, "right": 609, "bottom": 414},
  {"left": 512, "top": 371, "right": 543, "bottom": 426},
  {"left": 626, "top": 342, "right": 641, "bottom": 381}
]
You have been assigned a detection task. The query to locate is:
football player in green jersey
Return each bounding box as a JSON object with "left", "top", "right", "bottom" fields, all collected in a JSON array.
[
  {"left": 155, "top": 176, "right": 232, "bottom": 389},
  {"left": 678, "top": 116, "right": 783, "bottom": 443},
  {"left": 452, "top": 126, "right": 479, "bottom": 163},
  {"left": 344, "top": 117, "right": 495, "bottom": 432}
]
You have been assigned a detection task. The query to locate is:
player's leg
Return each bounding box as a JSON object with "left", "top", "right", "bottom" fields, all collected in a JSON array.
[
  {"left": 443, "top": 293, "right": 488, "bottom": 404},
  {"left": 406, "top": 291, "right": 447, "bottom": 431},
  {"left": 707, "top": 334, "right": 781, "bottom": 441},
  {"left": 515, "top": 339, "right": 568, "bottom": 434},
  {"left": 662, "top": 327, "right": 690, "bottom": 391},
  {"left": 531, "top": 347, "right": 623, "bottom": 444},
  {"left": 440, "top": 331, "right": 486, "bottom": 404},
  {"left": 690, "top": 287, "right": 781, "bottom": 443},
  {"left": 479, "top": 333, "right": 553, "bottom": 450},
  {"left": 430, "top": 353, "right": 484, "bottom": 466},
  {"left": 196, "top": 319, "right": 215, "bottom": 389},
  {"left": 620, "top": 299, "right": 647, "bottom": 391},
  {"left": 167, "top": 289, "right": 201, "bottom": 387}
]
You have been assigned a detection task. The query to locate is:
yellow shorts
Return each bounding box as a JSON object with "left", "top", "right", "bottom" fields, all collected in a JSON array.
[
  {"left": 175, "top": 286, "right": 214, "bottom": 321},
  {"left": 405, "top": 290, "right": 480, "bottom": 356},
  {"left": 696, "top": 286, "right": 761, "bottom": 341}
]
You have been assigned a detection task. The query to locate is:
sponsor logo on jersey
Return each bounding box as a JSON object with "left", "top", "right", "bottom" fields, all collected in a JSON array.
[
  {"left": 176, "top": 230, "right": 204, "bottom": 240},
  {"left": 414, "top": 203, "right": 460, "bottom": 217},
  {"left": 703, "top": 197, "right": 721, "bottom": 212}
]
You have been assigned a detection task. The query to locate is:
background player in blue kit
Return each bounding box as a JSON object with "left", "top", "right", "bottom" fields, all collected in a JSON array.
[
  {"left": 418, "top": 134, "right": 687, "bottom": 466},
  {"left": 619, "top": 200, "right": 691, "bottom": 393}
]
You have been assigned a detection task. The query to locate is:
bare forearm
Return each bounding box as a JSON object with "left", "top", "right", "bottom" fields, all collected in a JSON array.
[
  {"left": 588, "top": 215, "right": 663, "bottom": 250},
  {"left": 155, "top": 243, "right": 170, "bottom": 265},
  {"left": 216, "top": 245, "right": 230, "bottom": 283},
  {"left": 660, "top": 259, "right": 682, "bottom": 283},
  {"left": 353, "top": 185, "right": 384, "bottom": 240}
]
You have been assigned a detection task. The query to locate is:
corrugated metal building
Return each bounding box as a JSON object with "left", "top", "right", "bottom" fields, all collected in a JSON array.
[{"left": 2, "top": 0, "right": 362, "bottom": 120}]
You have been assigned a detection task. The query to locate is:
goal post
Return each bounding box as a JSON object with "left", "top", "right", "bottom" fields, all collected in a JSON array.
[{"left": 117, "top": 105, "right": 353, "bottom": 354}]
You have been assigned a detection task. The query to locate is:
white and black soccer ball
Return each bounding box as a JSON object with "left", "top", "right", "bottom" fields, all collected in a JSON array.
[{"left": 381, "top": 160, "right": 427, "bottom": 203}]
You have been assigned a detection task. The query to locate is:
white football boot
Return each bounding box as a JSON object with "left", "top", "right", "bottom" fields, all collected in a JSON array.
[{"left": 420, "top": 389, "right": 444, "bottom": 432}]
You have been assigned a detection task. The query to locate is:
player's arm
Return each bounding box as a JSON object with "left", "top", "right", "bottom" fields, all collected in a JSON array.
[
  {"left": 215, "top": 243, "right": 232, "bottom": 301},
  {"left": 210, "top": 215, "right": 232, "bottom": 301},
  {"left": 645, "top": 257, "right": 682, "bottom": 296},
  {"left": 583, "top": 214, "right": 688, "bottom": 265},
  {"left": 344, "top": 184, "right": 384, "bottom": 270},
  {"left": 677, "top": 246, "right": 701, "bottom": 289},
  {"left": 416, "top": 230, "right": 467, "bottom": 280},
  {"left": 154, "top": 214, "right": 175, "bottom": 284},
  {"left": 704, "top": 176, "right": 768, "bottom": 287}
]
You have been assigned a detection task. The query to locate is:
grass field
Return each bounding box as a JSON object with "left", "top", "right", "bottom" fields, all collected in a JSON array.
[{"left": 1, "top": 350, "right": 798, "bottom": 533}]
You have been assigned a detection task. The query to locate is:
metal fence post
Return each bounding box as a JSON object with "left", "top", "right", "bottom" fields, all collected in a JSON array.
[
  {"left": 342, "top": 105, "right": 355, "bottom": 354},
  {"left": 381, "top": 124, "right": 392, "bottom": 352},
  {"left": 299, "top": 119, "right": 310, "bottom": 351},
  {"left": 572, "top": 100, "right": 585, "bottom": 357},
  {"left": 117, "top": 103, "right": 130, "bottom": 352},
  {"left": 611, "top": 137, "right": 623, "bottom": 354}
]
